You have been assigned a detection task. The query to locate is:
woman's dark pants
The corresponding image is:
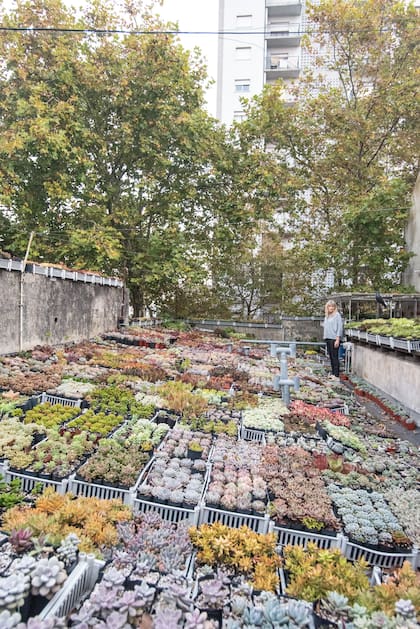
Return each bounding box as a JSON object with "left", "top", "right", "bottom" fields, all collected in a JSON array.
[{"left": 325, "top": 339, "right": 340, "bottom": 377}]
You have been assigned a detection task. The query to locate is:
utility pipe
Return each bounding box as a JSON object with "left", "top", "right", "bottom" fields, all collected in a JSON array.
[{"left": 19, "top": 231, "right": 35, "bottom": 352}]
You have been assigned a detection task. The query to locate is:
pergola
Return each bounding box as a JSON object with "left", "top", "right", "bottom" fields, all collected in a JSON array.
[{"left": 328, "top": 292, "right": 420, "bottom": 321}]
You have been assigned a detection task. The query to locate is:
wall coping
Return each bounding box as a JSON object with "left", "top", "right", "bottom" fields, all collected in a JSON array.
[{"left": 0, "top": 258, "right": 123, "bottom": 287}]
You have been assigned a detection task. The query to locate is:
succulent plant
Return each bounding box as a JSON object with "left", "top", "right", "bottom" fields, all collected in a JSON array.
[
  {"left": 56, "top": 533, "right": 80, "bottom": 567},
  {"left": 160, "top": 581, "right": 193, "bottom": 612},
  {"left": 183, "top": 608, "right": 210, "bottom": 629},
  {"left": 9, "top": 528, "right": 34, "bottom": 554},
  {"left": 18, "top": 617, "right": 67, "bottom": 628},
  {"left": 197, "top": 577, "right": 229, "bottom": 609},
  {"left": 0, "top": 574, "right": 30, "bottom": 610},
  {"left": 30, "top": 557, "right": 67, "bottom": 599},
  {"left": 395, "top": 598, "right": 416, "bottom": 619},
  {"left": 318, "top": 591, "right": 352, "bottom": 621},
  {"left": 10, "top": 555, "right": 37, "bottom": 577},
  {"left": 0, "top": 610, "right": 21, "bottom": 628},
  {"left": 102, "top": 567, "right": 126, "bottom": 588},
  {"left": 281, "top": 599, "right": 313, "bottom": 627},
  {"left": 153, "top": 607, "right": 183, "bottom": 629}
]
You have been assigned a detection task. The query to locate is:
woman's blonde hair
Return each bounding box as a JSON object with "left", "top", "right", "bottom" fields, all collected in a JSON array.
[{"left": 325, "top": 300, "right": 337, "bottom": 316}]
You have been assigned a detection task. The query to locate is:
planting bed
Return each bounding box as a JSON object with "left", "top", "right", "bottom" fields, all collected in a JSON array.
[{"left": 0, "top": 327, "right": 419, "bottom": 627}]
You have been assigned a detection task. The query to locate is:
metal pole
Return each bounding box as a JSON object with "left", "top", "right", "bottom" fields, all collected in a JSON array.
[{"left": 19, "top": 231, "right": 35, "bottom": 352}]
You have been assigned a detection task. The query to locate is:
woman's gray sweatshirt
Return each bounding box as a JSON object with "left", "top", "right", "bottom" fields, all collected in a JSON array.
[{"left": 323, "top": 312, "right": 343, "bottom": 340}]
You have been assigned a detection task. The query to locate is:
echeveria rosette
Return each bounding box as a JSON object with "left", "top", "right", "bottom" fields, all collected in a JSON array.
[{"left": 30, "top": 557, "right": 67, "bottom": 599}]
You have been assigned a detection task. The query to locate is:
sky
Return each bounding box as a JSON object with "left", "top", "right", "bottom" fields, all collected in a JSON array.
[
  {"left": 1, "top": 0, "right": 220, "bottom": 115},
  {"left": 155, "top": 0, "right": 219, "bottom": 116}
]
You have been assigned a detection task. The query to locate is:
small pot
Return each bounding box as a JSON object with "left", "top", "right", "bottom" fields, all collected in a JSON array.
[
  {"left": 187, "top": 448, "right": 203, "bottom": 460},
  {"left": 198, "top": 608, "right": 223, "bottom": 629}
]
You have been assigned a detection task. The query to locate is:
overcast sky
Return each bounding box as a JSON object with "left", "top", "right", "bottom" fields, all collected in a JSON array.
[{"left": 157, "top": 0, "right": 219, "bottom": 115}]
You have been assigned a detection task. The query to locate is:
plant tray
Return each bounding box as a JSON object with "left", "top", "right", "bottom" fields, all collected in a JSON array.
[
  {"left": 199, "top": 506, "right": 270, "bottom": 534},
  {"left": 36, "top": 393, "right": 82, "bottom": 408},
  {"left": 343, "top": 539, "right": 418, "bottom": 570},
  {"left": 330, "top": 404, "right": 349, "bottom": 415},
  {"left": 40, "top": 553, "right": 104, "bottom": 620},
  {"left": 271, "top": 524, "right": 343, "bottom": 551},
  {"left": 132, "top": 497, "right": 200, "bottom": 526},
  {"left": 68, "top": 463, "right": 148, "bottom": 504},
  {"left": 67, "top": 476, "right": 135, "bottom": 504},
  {"left": 240, "top": 424, "right": 267, "bottom": 444},
  {"left": 1, "top": 467, "right": 70, "bottom": 495}
]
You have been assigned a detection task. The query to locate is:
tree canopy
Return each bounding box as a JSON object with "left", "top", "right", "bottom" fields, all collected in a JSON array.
[
  {"left": 0, "top": 0, "right": 282, "bottom": 316},
  {"left": 241, "top": 0, "right": 419, "bottom": 307},
  {"left": 0, "top": 0, "right": 418, "bottom": 319}
]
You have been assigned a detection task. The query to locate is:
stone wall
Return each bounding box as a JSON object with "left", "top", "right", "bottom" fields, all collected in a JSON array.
[
  {"left": 352, "top": 343, "right": 420, "bottom": 424},
  {"left": 1, "top": 269, "right": 125, "bottom": 354}
]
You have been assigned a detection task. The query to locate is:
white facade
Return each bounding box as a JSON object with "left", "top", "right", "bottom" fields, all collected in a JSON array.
[{"left": 217, "top": 0, "right": 306, "bottom": 126}]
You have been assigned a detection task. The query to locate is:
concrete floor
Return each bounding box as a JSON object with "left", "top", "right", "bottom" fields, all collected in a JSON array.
[{"left": 356, "top": 395, "right": 420, "bottom": 448}]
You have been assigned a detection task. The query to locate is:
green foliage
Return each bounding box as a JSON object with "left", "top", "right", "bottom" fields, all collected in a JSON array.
[
  {"left": 240, "top": 0, "right": 418, "bottom": 307},
  {"left": 0, "top": 0, "right": 280, "bottom": 318},
  {"left": 0, "top": 478, "right": 25, "bottom": 510},
  {"left": 346, "top": 318, "right": 420, "bottom": 339},
  {"left": 284, "top": 543, "right": 370, "bottom": 602}
]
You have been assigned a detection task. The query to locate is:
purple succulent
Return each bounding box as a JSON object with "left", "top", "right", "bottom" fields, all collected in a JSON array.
[
  {"left": 153, "top": 607, "right": 182, "bottom": 629},
  {"left": 9, "top": 528, "right": 33, "bottom": 553}
]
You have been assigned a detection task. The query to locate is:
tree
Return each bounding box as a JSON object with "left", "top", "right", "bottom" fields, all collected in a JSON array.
[
  {"left": 0, "top": 0, "right": 281, "bottom": 316},
  {"left": 242, "top": 0, "right": 419, "bottom": 304}
]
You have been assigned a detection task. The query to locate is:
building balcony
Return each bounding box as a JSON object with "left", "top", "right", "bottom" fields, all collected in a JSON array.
[
  {"left": 266, "top": 0, "right": 303, "bottom": 17},
  {"left": 266, "top": 29, "right": 302, "bottom": 47},
  {"left": 265, "top": 56, "right": 300, "bottom": 78}
]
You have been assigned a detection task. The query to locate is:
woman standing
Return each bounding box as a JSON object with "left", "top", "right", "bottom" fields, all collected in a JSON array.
[{"left": 323, "top": 300, "right": 343, "bottom": 379}]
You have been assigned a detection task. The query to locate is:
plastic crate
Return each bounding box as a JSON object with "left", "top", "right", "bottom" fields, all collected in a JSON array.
[
  {"left": 199, "top": 505, "right": 270, "bottom": 534},
  {"left": 67, "top": 476, "right": 136, "bottom": 504},
  {"left": 132, "top": 498, "right": 200, "bottom": 525},
  {"left": 343, "top": 539, "right": 418, "bottom": 570},
  {"left": 240, "top": 424, "right": 267, "bottom": 444},
  {"left": 1, "top": 464, "right": 70, "bottom": 494},
  {"left": 38, "top": 393, "right": 81, "bottom": 407},
  {"left": 40, "top": 553, "right": 104, "bottom": 620},
  {"left": 68, "top": 458, "right": 150, "bottom": 505},
  {"left": 330, "top": 404, "right": 349, "bottom": 415},
  {"left": 270, "top": 524, "right": 343, "bottom": 551}
]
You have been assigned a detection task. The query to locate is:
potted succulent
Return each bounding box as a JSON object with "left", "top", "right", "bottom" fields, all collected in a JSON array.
[{"left": 187, "top": 441, "right": 204, "bottom": 460}]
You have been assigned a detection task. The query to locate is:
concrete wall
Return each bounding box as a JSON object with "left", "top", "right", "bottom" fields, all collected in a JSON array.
[
  {"left": 1, "top": 270, "right": 124, "bottom": 354},
  {"left": 189, "top": 318, "right": 324, "bottom": 342},
  {"left": 404, "top": 172, "right": 420, "bottom": 291},
  {"left": 352, "top": 343, "right": 420, "bottom": 424}
]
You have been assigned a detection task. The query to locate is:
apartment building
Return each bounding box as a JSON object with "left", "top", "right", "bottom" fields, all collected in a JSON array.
[{"left": 217, "top": 0, "right": 308, "bottom": 126}]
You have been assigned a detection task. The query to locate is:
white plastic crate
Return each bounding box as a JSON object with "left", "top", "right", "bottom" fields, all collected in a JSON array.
[
  {"left": 199, "top": 505, "right": 270, "bottom": 534},
  {"left": 132, "top": 498, "right": 200, "bottom": 526},
  {"left": 68, "top": 460, "right": 149, "bottom": 505},
  {"left": 240, "top": 424, "right": 267, "bottom": 444},
  {"left": 270, "top": 524, "right": 343, "bottom": 551},
  {"left": 67, "top": 476, "right": 136, "bottom": 504},
  {"left": 330, "top": 404, "right": 349, "bottom": 415},
  {"left": 1, "top": 464, "right": 70, "bottom": 494},
  {"left": 40, "top": 553, "right": 104, "bottom": 620},
  {"left": 343, "top": 539, "right": 418, "bottom": 570},
  {"left": 38, "top": 393, "right": 81, "bottom": 407},
  {"left": 378, "top": 335, "right": 391, "bottom": 347}
]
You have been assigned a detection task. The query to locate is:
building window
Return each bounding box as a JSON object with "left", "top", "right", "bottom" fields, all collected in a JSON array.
[
  {"left": 236, "top": 14, "right": 252, "bottom": 28},
  {"left": 269, "top": 21, "right": 289, "bottom": 35},
  {"left": 233, "top": 110, "right": 246, "bottom": 122},
  {"left": 235, "top": 79, "right": 250, "bottom": 92},
  {"left": 235, "top": 46, "right": 251, "bottom": 60}
]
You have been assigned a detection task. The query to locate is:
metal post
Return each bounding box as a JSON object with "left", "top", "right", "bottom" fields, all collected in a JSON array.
[
  {"left": 19, "top": 231, "right": 35, "bottom": 352},
  {"left": 273, "top": 343, "right": 299, "bottom": 407}
]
